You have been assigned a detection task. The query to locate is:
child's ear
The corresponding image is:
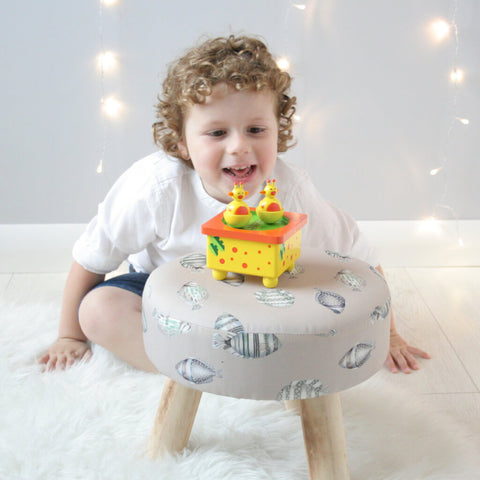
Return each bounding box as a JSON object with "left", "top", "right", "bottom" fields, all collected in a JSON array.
[{"left": 177, "top": 140, "right": 189, "bottom": 160}]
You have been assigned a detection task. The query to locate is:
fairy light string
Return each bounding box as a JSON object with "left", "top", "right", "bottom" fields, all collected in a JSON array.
[
  {"left": 93, "top": 1, "right": 467, "bottom": 250},
  {"left": 97, "top": 0, "right": 106, "bottom": 175},
  {"left": 96, "top": 0, "right": 120, "bottom": 179},
  {"left": 428, "top": 0, "right": 467, "bottom": 247}
]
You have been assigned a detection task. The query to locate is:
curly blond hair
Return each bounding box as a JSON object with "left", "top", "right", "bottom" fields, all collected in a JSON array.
[{"left": 153, "top": 35, "right": 296, "bottom": 159}]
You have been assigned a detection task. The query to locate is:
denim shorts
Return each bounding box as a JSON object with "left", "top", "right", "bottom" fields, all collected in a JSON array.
[{"left": 92, "top": 270, "right": 150, "bottom": 297}]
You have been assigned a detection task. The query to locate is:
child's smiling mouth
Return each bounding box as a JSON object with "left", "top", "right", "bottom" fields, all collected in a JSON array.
[{"left": 223, "top": 165, "right": 256, "bottom": 179}]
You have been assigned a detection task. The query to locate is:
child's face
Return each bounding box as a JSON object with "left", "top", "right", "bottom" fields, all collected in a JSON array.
[{"left": 178, "top": 83, "right": 279, "bottom": 203}]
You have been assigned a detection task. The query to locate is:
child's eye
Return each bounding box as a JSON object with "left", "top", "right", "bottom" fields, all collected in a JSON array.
[
  {"left": 208, "top": 129, "right": 227, "bottom": 137},
  {"left": 248, "top": 127, "right": 266, "bottom": 134}
]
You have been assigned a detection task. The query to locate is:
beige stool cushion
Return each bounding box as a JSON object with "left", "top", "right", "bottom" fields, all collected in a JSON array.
[{"left": 142, "top": 248, "right": 390, "bottom": 400}]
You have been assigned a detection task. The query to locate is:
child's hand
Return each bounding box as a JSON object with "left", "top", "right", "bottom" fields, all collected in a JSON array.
[
  {"left": 386, "top": 330, "right": 431, "bottom": 374},
  {"left": 39, "top": 337, "right": 92, "bottom": 371}
]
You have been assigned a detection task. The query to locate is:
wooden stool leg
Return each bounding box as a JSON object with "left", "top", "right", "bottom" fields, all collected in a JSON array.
[
  {"left": 299, "top": 393, "right": 350, "bottom": 480},
  {"left": 146, "top": 378, "right": 202, "bottom": 459},
  {"left": 284, "top": 399, "right": 301, "bottom": 414}
]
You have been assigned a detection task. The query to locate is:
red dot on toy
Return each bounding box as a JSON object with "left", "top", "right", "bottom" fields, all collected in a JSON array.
[{"left": 242, "top": 263, "right": 248, "bottom": 268}]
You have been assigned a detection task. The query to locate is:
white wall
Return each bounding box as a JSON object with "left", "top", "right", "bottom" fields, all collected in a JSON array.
[{"left": 1, "top": 0, "right": 478, "bottom": 223}]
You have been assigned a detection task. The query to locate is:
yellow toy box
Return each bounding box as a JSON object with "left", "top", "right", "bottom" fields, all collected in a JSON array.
[{"left": 201, "top": 181, "right": 307, "bottom": 288}]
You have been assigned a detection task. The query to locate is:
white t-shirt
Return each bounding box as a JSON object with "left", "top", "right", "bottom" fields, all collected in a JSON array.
[{"left": 73, "top": 151, "right": 378, "bottom": 274}]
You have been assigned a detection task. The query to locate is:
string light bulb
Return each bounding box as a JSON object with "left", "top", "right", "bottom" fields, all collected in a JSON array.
[
  {"left": 419, "top": 216, "right": 442, "bottom": 235},
  {"left": 96, "top": 159, "right": 104, "bottom": 174},
  {"left": 450, "top": 68, "right": 464, "bottom": 83},
  {"left": 430, "top": 19, "right": 451, "bottom": 41},
  {"left": 97, "top": 51, "right": 118, "bottom": 73},
  {"left": 102, "top": 96, "right": 122, "bottom": 118},
  {"left": 293, "top": 3, "right": 307, "bottom": 10},
  {"left": 429, "top": 167, "right": 444, "bottom": 176},
  {"left": 101, "top": 0, "right": 118, "bottom": 5},
  {"left": 456, "top": 117, "right": 470, "bottom": 125},
  {"left": 276, "top": 57, "right": 290, "bottom": 71}
]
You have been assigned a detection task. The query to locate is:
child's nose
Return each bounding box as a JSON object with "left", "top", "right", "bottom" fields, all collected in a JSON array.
[{"left": 227, "top": 132, "right": 251, "bottom": 155}]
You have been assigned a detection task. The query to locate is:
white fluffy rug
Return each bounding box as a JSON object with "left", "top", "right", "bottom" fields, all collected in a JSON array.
[{"left": 1, "top": 302, "right": 478, "bottom": 480}]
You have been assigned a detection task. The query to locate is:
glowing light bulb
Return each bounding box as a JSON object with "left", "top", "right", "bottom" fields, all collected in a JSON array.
[
  {"left": 102, "top": 96, "right": 122, "bottom": 118},
  {"left": 456, "top": 117, "right": 470, "bottom": 125},
  {"left": 96, "top": 159, "right": 104, "bottom": 174},
  {"left": 101, "top": 0, "right": 117, "bottom": 5},
  {"left": 293, "top": 3, "right": 306, "bottom": 10},
  {"left": 430, "top": 19, "right": 450, "bottom": 41},
  {"left": 293, "top": 114, "right": 301, "bottom": 122},
  {"left": 97, "top": 51, "right": 118, "bottom": 72},
  {"left": 276, "top": 57, "right": 290, "bottom": 71},
  {"left": 450, "top": 68, "right": 464, "bottom": 83},
  {"left": 419, "top": 216, "right": 442, "bottom": 235},
  {"left": 458, "top": 237, "right": 464, "bottom": 247},
  {"left": 430, "top": 167, "right": 443, "bottom": 176}
]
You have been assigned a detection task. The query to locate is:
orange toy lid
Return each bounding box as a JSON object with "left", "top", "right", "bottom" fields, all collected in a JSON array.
[{"left": 201, "top": 208, "right": 307, "bottom": 244}]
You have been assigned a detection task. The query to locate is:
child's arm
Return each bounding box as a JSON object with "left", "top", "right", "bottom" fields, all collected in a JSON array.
[
  {"left": 39, "top": 261, "right": 105, "bottom": 370},
  {"left": 376, "top": 265, "right": 431, "bottom": 373}
]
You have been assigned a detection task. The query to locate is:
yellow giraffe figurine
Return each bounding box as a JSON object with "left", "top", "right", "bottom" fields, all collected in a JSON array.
[
  {"left": 223, "top": 182, "right": 252, "bottom": 228},
  {"left": 256, "top": 179, "right": 284, "bottom": 224}
]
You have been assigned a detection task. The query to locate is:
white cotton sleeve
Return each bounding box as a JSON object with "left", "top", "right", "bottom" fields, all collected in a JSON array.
[
  {"left": 72, "top": 163, "right": 159, "bottom": 274},
  {"left": 322, "top": 201, "right": 380, "bottom": 267}
]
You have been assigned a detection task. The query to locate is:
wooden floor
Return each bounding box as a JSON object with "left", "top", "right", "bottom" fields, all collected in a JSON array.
[
  {"left": 1, "top": 266, "right": 479, "bottom": 449},
  {"left": 378, "top": 267, "right": 480, "bottom": 451}
]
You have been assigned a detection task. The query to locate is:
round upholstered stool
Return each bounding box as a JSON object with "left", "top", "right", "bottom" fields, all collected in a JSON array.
[{"left": 142, "top": 248, "right": 390, "bottom": 479}]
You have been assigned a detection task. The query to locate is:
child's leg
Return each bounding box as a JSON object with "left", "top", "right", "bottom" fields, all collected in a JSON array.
[{"left": 78, "top": 286, "right": 158, "bottom": 373}]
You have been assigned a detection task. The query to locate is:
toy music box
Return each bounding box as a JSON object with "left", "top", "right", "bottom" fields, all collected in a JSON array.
[{"left": 201, "top": 180, "right": 307, "bottom": 288}]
